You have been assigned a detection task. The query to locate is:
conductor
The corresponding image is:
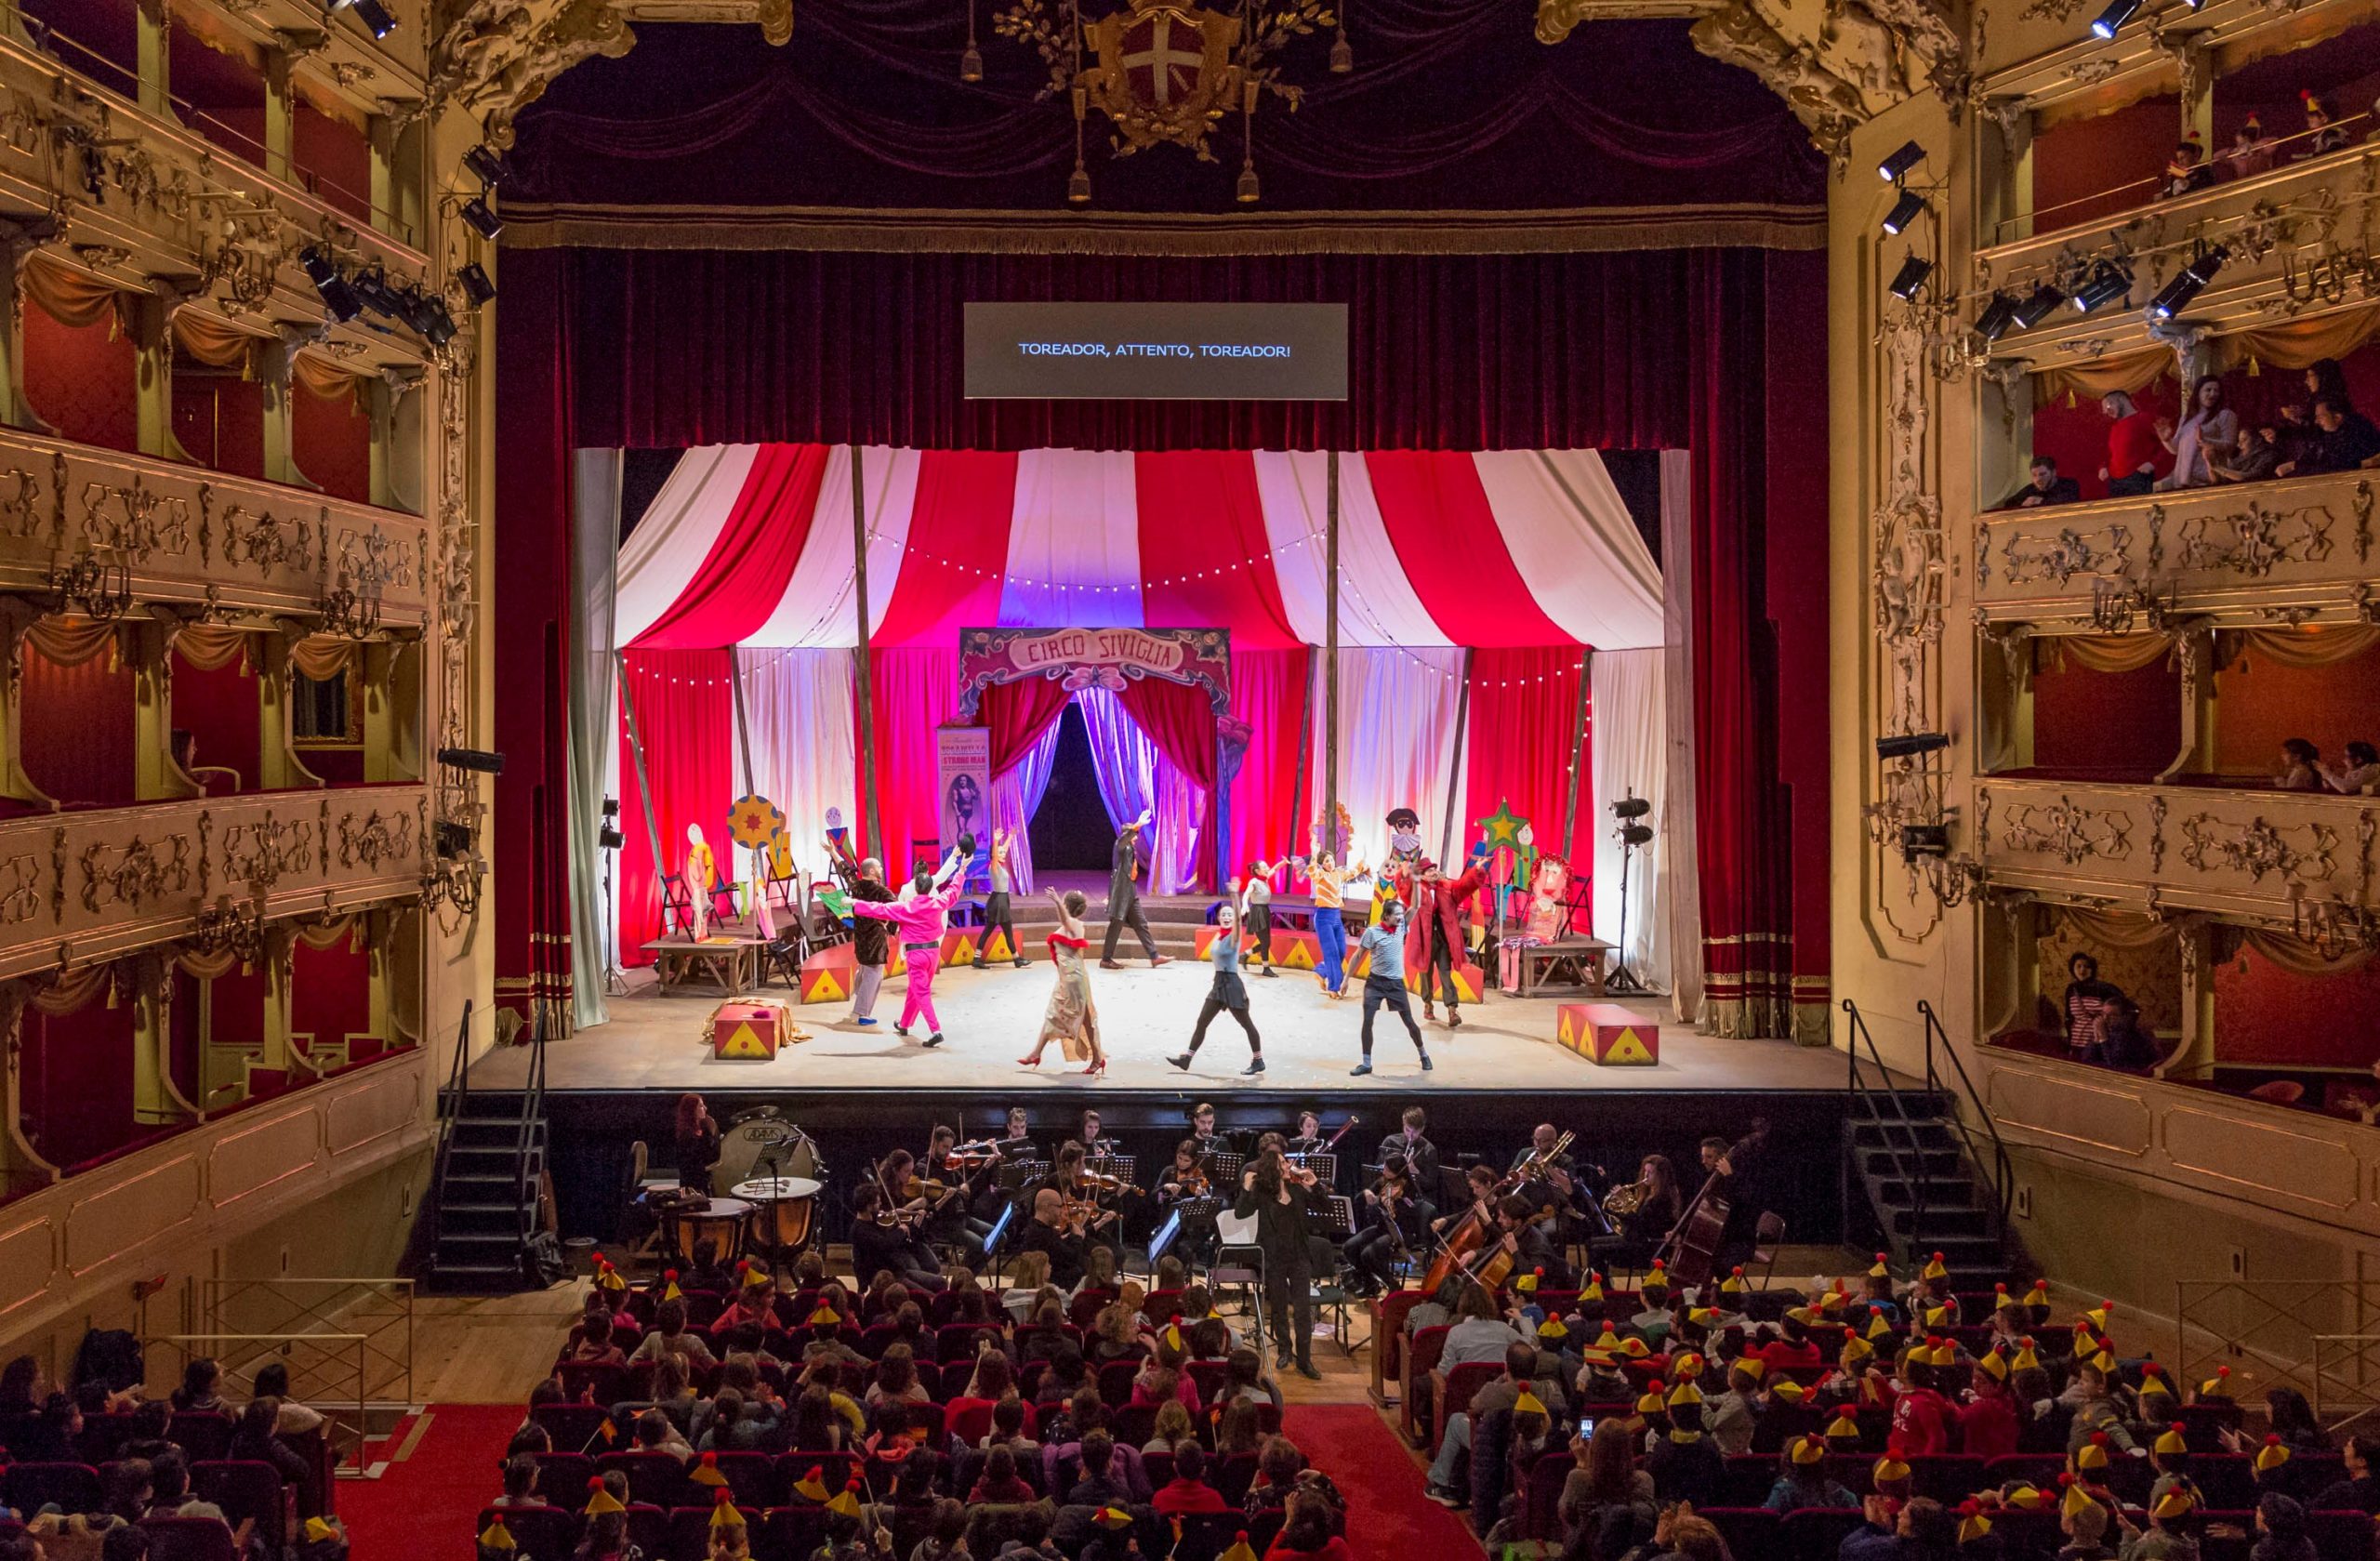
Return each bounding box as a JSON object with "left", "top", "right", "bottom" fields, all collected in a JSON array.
[{"left": 1236, "top": 1148, "right": 1322, "bottom": 1380}]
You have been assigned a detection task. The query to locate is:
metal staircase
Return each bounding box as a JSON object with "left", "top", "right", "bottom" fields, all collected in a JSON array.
[
  {"left": 426, "top": 1001, "right": 550, "bottom": 1292},
  {"left": 1841, "top": 998, "right": 2019, "bottom": 1294}
]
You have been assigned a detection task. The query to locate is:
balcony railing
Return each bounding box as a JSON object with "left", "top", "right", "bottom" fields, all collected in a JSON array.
[
  {"left": 1974, "top": 470, "right": 2377, "bottom": 631},
  {"left": 1975, "top": 776, "right": 2379, "bottom": 926},
  {"left": 0, "top": 427, "right": 430, "bottom": 628},
  {"left": 0, "top": 783, "right": 430, "bottom": 980}
]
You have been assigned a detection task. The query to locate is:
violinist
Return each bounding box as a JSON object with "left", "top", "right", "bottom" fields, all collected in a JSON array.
[
  {"left": 1235, "top": 1149, "right": 1323, "bottom": 1380},
  {"left": 1378, "top": 1106, "right": 1442, "bottom": 1201},
  {"left": 849, "top": 1184, "right": 947, "bottom": 1292},
  {"left": 1157, "top": 1140, "right": 1214, "bottom": 1205},
  {"left": 921, "top": 1127, "right": 998, "bottom": 1262},
  {"left": 1021, "top": 1187, "right": 1091, "bottom": 1289},
  {"left": 1343, "top": 1152, "right": 1429, "bottom": 1298},
  {"left": 1041, "top": 1142, "right": 1125, "bottom": 1250}
]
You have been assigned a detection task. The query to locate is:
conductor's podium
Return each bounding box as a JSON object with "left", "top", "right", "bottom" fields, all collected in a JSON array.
[{"left": 1556, "top": 1003, "right": 1659, "bottom": 1065}]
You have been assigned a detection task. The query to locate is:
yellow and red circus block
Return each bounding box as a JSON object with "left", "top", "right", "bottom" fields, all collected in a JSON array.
[
  {"left": 939, "top": 927, "right": 980, "bottom": 967},
  {"left": 1407, "top": 961, "right": 1486, "bottom": 1004},
  {"left": 796, "top": 942, "right": 906, "bottom": 1004},
  {"left": 1193, "top": 926, "right": 1262, "bottom": 959},
  {"left": 1558, "top": 1003, "right": 1659, "bottom": 1065},
  {"left": 1271, "top": 929, "right": 1321, "bottom": 968},
  {"left": 712, "top": 999, "right": 790, "bottom": 1060},
  {"left": 981, "top": 926, "right": 1018, "bottom": 963}
]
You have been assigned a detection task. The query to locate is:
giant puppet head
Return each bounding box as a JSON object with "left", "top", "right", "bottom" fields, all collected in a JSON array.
[{"left": 1524, "top": 855, "right": 1573, "bottom": 943}]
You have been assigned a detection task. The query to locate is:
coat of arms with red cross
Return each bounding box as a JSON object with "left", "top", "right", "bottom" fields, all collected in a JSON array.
[{"left": 1078, "top": 0, "right": 1244, "bottom": 158}]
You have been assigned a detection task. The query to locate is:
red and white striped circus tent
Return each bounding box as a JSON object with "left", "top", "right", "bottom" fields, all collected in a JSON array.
[{"left": 594, "top": 443, "right": 1678, "bottom": 988}]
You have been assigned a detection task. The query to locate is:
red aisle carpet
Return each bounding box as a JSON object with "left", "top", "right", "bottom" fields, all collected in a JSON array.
[
  {"left": 1279, "top": 1405, "right": 1481, "bottom": 1558},
  {"left": 343, "top": 1404, "right": 517, "bottom": 1555},
  {"left": 348, "top": 1402, "right": 1474, "bottom": 1558}
]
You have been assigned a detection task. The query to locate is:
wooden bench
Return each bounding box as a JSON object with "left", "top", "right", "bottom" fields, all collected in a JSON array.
[
  {"left": 641, "top": 936, "right": 765, "bottom": 997},
  {"left": 1513, "top": 936, "right": 1615, "bottom": 997}
]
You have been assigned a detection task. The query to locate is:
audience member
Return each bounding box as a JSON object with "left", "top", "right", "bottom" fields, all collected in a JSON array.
[
  {"left": 2099, "top": 392, "right": 2166, "bottom": 496},
  {"left": 2276, "top": 394, "right": 2380, "bottom": 476},
  {"left": 2158, "top": 377, "right": 2237, "bottom": 489}
]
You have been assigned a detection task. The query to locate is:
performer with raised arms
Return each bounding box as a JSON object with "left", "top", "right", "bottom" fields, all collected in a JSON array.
[
  {"left": 846, "top": 839, "right": 971, "bottom": 1049},
  {"left": 983, "top": 827, "right": 1029, "bottom": 970},
  {"left": 1017, "top": 885, "right": 1105, "bottom": 1075},
  {"left": 1167, "top": 903, "right": 1264, "bottom": 1076}
]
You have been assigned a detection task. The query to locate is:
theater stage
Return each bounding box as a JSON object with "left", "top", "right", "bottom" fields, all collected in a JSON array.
[{"left": 471, "top": 957, "right": 1855, "bottom": 1100}]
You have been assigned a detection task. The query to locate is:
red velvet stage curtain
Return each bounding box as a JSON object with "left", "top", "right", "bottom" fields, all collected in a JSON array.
[
  {"left": 630, "top": 443, "right": 833, "bottom": 648},
  {"left": 1367, "top": 452, "right": 1570, "bottom": 647},
  {"left": 617, "top": 649, "right": 736, "bottom": 966},
  {"left": 534, "top": 247, "right": 1704, "bottom": 453},
  {"left": 492, "top": 247, "right": 578, "bottom": 1028},
  {"left": 861, "top": 645, "right": 960, "bottom": 878},
  {"left": 1228, "top": 649, "right": 1309, "bottom": 879},
  {"left": 872, "top": 450, "right": 1017, "bottom": 646},
  {"left": 1134, "top": 452, "right": 1301, "bottom": 649},
  {"left": 984, "top": 677, "right": 1071, "bottom": 777},
  {"left": 1690, "top": 249, "right": 1803, "bottom": 1040},
  {"left": 1462, "top": 647, "right": 1588, "bottom": 870},
  {"left": 1117, "top": 675, "right": 1221, "bottom": 892}
]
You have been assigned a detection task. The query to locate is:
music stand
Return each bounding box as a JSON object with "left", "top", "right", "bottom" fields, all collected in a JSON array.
[
  {"left": 998, "top": 1160, "right": 1050, "bottom": 1193},
  {"left": 1286, "top": 1152, "right": 1337, "bottom": 1189},
  {"left": 1203, "top": 1151, "right": 1245, "bottom": 1186},
  {"left": 1144, "top": 1210, "right": 1184, "bottom": 1277},
  {"left": 1088, "top": 1154, "right": 1137, "bottom": 1187},
  {"left": 978, "top": 1200, "right": 1017, "bottom": 1282},
  {"left": 1312, "top": 1195, "right": 1355, "bottom": 1237}
]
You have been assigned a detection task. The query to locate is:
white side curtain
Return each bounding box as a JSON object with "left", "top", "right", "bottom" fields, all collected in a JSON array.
[
  {"left": 1659, "top": 449, "right": 1705, "bottom": 1025},
  {"left": 1592, "top": 648, "right": 1669, "bottom": 989},
  {"left": 1253, "top": 453, "right": 1448, "bottom": 646},
  {"left": 734, "top": 649, "right": 858, "bottom": 890},
  {"left": 746, "top": 445, "right": 920, "bottom": 646},
  {"left": 612, "top": 445, "right": 758, "bottom": 647},
  {"left": 1313, "top": 647, "right": 1468, "bottom": 873},
  {"left": 567, "top": 449, "right": 623, "bottom": 1030},
  {"left": 988, "top": 723, "right": 1064, "bottom": 898},
  {"left": 1472, "top": 450, "right": 1666, "bottom": 650},
  {"left": 998, "top": 449, "right": 1144, "bottom": 628}
]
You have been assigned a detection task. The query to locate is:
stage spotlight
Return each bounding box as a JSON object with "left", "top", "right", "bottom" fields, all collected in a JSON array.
[
  {"left": 459, "top": 194, "right": 502, "bottom": 240},
  {"left": 350, "top": 264, "right": 405, "bottom": 320},
  {"left": 1974, "top": 290, "right": 2020, "bottom": 342},
  {"left": 1882, "top": 189, "right": 1926, "bottom": 235},
  {"left": 2149, "top": 245, "right": 2228, "bottom": 320},
  {"left": 2013, "top": 282, "right": 2067, "bottom": 329},
  {"left": 329, "top": 0, "right": 396, "bottom": 37},
  {"left": 1876, "top": 731, "right": 1951, "bottom": 761},
  {"left": 1610, "top": 797, "right": 1653, "bottom": 820},
  {"left": 1899, "top": 824, "right": 1951, "bottom": 860},
  {"left": 2090, "top": 0, "right": 2140, "bottom": 37},
  {"left": 2069, "top": 259, "right": 2132, "bottom": 313},
  {"left": 464, "top": 145, "right": 509, "bottom": 189},
  {"left": 436, "top": 746, "right": 507, "bottom": 775},
  {"left": 456, "top": 261, "right": 496, "bottom": 308},
  {"left": 433, "top": 819, "right": 475, "bottom": 859},
  {"left": 1878, "top": 140, "right": 1926, "bottom": 182},
  {"left": 1888, "top": 254, "right": 1933, "bottom": 301},
  {"left": 1618, "top": 823, "right": 1654, "bottom": 847},
  {"left": 300, "top": 246, "right": 360, "bottom": 322},
  {"left": 599, "top": 825, "right": 626, "bottom": 852}
]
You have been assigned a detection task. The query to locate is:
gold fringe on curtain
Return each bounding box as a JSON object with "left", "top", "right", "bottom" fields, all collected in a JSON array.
[
  {"left": 172, "top": 623, "right": 255, "bottom": 673},
  {"left": 2241, "top": 926, "right": 2375, "bottom": 975},
  {"left": 291, "top": 349, "right": 365, "bottom": 406},
  {"left": 176, "top": 946, "right": 246, "bottom": 981},
  {"left": 2057, "top": 906, "right": 2181, "bottom": 950},
  {"left": 30, "top": 961, "right": 114, "bottom": 1015},
  {"left": 2217, "top": 625, "right": 2380, "bottom": 669},
  {"left": 22, "top": 615, "right": 124, "bottom": 670},
  {"left": 2037, "top": 633, "right": 2175, "bottom": 674},
  {"left": 288, "top": 635, "right": 358, "bottom": 681},
  {"left": 20, "top": 250, "right": 131, "bottom": 335},
  {"left": 169, "top": 307, "right": 271, "bottom": 375},
  {"left": 2213, "top": 301, "right": 2380, "bottom": 376},
  {"left": 294, "top": 916, "right": 357, "bottom": 951},
  {"left": 2034, "top": 348, "right": 2173, "bottom": 404}
]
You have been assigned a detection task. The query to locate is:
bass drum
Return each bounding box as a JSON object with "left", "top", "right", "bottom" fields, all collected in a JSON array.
[{"left": 714, "top": 1114, "right": 822, "bottom": 1195}]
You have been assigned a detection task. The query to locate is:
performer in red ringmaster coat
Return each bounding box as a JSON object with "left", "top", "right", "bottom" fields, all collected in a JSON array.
[{"left": 1405, "top": 849, "right": 1489, "bottom": 1025}]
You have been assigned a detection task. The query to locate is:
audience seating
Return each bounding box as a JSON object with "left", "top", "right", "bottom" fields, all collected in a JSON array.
[
  {"left": 5, "top": 1461, "right": 102, "bottom": 1515},
  {"left": 190, "top": 1459, "right": 288, "bottom": 1536},
  {"left": 479, "top": 1504, "right": 577, "bottom": 1556},
  {"left": 166, "top": 1412, "right": 234, "bottom": 1462},
  {"left": 140, "top": 1516, "right": 243, "bottom": 1561},
  {"left": 1435, "top": 1359, "right": 1502, "bottom": 1453},
  {"left": 1701, "top": 1506, "right": 1779, "bottom": 1559}
]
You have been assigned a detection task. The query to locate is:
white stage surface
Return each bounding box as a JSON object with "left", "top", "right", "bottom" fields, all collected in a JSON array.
[{"left": 472, "top": 958, "right": 1855, "bottom": 1098}]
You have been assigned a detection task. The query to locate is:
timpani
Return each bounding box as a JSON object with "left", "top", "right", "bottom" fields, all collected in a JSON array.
[{"left": 665, "top": 1196, "right": 755, "bottom": 1265}]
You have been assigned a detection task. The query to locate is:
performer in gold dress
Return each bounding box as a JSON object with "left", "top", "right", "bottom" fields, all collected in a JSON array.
[{"left": 1019, "top": 887, "right": 1104, "bottom": 1075}]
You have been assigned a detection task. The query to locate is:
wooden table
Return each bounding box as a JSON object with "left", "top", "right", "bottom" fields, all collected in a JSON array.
[
  {"left": 641, "top": 936, "right": 766, "bottom": 997},
  {"left": 1514, "top": 936, "right": 1616, "bottom": 998}
]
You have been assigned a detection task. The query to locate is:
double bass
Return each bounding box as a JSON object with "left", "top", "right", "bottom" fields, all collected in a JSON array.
[
  {"left": 1420, "top": 1130, "right": 1573, "bottom": 1293},
  {"left": 1656, "top": 1118, "right": 1769, "bottom": 1286}
]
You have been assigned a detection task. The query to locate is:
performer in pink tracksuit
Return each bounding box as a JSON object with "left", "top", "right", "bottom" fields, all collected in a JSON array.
[{"left": 851, "top": 843, "right": 968, "bottom": 1048}]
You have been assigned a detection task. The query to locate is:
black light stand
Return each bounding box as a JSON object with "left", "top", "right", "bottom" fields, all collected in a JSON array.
[
  {"left": 601, "top": 799, "right": 628, "bottom": 997},
  {"left": 1606, "top": 791, "right": 1655, "bottom": 997}
]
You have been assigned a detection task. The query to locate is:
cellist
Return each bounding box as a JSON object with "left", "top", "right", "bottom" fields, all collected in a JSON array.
[{"left": 1421, "top": 1163, "right": 1502, "bottom": 1295}]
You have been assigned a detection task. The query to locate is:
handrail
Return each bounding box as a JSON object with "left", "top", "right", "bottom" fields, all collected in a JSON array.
[
  {"left": 1919, "top": 999, "right": 2016, "bottom": 1237},
  {"left": 1841, "top": 999, "right": 1933, "bottom": 1268},
  {"left": 428, "top": 999, "right": 472, "bottom": 1263},
  {"left": 509, "top": 1007, "right": 549, "bottom": 1251}
]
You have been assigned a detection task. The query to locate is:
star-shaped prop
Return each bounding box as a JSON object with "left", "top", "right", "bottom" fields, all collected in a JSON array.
[{"left": 1474, "top": 800, "right": 1528, "bottom": 854}]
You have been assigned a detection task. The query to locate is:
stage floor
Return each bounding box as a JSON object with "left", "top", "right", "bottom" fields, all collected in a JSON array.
[{"left": 474, "top": 958, "right": 1863, "bottom": 1098}]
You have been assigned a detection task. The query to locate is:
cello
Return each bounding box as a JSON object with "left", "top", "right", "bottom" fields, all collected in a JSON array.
[
  {"left": 1655, "top": 1118, "right": 1769, "bottom": 1286},
  {"left": 1420, "top": 1131, "right": 1574, "bottom": 1293}
]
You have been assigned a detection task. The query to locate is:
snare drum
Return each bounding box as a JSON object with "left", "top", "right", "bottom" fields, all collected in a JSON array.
[
  {"left": 666, "top": 1196, "right": 755, "bottom": 1264},
  {"left": 733, "top": 1175, "right": 824, "bottom": 1255}
]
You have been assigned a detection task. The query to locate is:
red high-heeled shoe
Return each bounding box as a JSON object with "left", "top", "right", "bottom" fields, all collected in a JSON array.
[
  {"left": 1079, "top": 1058, "right": 1105, "bottom": 1076},
  {"left": 1017, "top": 1053, "right": 1042, "bottom": 1067}
]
